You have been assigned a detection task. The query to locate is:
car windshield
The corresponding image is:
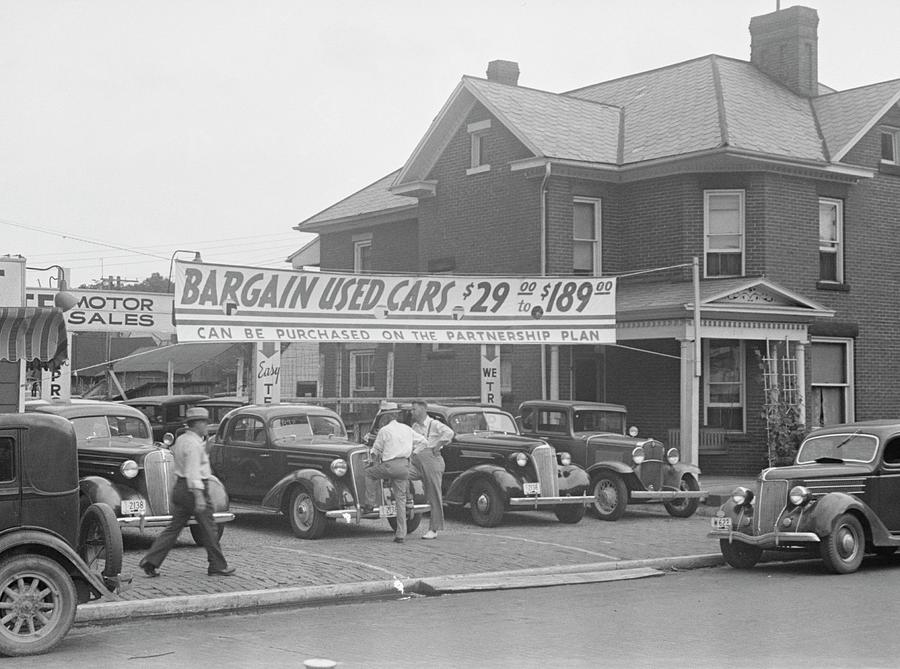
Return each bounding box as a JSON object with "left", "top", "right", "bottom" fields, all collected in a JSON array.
[
  {"left": 796, "top": 432, "right": 879, "bottom": 464},
  {"left": 271, "top": 414, "right": 346, "bottom": 441},
  {"left": 573, "top": 410, "right": 626, "bottom": 434},
  {"left": 450, "top": 411, "right": 518, "bottom": 435},
  {"left": 71, "top": 415, "right": 151, "bottom": 444}
]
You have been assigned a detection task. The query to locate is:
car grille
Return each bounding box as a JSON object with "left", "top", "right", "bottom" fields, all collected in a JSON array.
[
  {"left": 531, "top": 444, "right": 559, "bottom": 497},
  {"left": 754, "top": 479, "right": 787, "bottom": 534},
  {"left": 348, "top": 449, "right": 368, "bottom": 504},
  {"left": 143, "top": 449, "right": 175, "bottom": 515},
  {"left": 639, "top": 440, "right": 665, "bottom": 490}
]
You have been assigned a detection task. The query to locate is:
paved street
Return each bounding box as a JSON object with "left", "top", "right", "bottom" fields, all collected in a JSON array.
[
  {"left": 20, "top": 556, "right": 900, "bottom": 668},
  {"left": 111, "top": 500, "right": 724, "bottom": 601}
]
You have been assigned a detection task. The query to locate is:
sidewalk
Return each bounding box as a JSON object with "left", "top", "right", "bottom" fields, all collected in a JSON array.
[{"left": 77, "top": 475, "right": 753, "bottom": 624}]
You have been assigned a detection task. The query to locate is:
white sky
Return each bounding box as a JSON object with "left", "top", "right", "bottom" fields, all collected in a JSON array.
[{"left": 2, "top": 0, "right": 898, "bottom": 288}]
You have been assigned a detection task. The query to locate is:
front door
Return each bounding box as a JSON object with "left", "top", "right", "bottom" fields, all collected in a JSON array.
[
  {"left": 221, "top": 415, "right": 281, "bottom": 500},
  {"left": 0, "top": 431, "right": 19, "bottom": 531},
  {"left": 875, "top": 438, "right": 900, "bottom": 532}
]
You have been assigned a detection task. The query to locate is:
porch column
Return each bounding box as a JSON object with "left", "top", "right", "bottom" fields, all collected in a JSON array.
[
  {"left": 549, "top": 345, "right": 560, "bottom": 400},
  {"left": 679, "top": 338, "right": 700, "bottom": 466},
  {"left": 796, "top": 341, "right": 807, "bottom": 427}
]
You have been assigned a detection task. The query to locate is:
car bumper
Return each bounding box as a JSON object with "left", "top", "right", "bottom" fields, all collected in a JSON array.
[
  {"left": 325, "top": 503, "right": 432, "bottom": 522},
  {"left": 631, "top": 490, "right": 708, "bottom": 500},
  {"left": 509, "top": 495, "right": 594, "bottom": 507},
  {"left": 118, "top": 511, "right": 236, "bottom": 528},
  {"left": 709, "top": 529, "right": 821, "bottom": 546}
]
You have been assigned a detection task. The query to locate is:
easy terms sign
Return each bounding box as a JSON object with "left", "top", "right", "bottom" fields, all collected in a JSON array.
[
  {"left": 26, "top": 289, "right": 174, "bottom": 334},
  {"left": 174, "top": 261, "right": 616, "bottom": 345}
]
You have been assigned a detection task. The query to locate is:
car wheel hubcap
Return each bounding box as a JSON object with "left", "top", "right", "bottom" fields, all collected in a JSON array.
[
  {"left": 294, "top": 494, "right": 313, "bottom": 529},
  {"left": 0, "top": 575, "right": 58, "bottom": 638},
  {"left": 837, "top": 526, "right": 858, "bottom": 560},
  {"left": 595, "top": 481, "right": 616, "bottom": 512},
  {"left": 475, "top": 493, "right": 490, "bottom": 513}
]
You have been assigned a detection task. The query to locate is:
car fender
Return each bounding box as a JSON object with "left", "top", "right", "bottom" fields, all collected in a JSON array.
[
  {"left": 585, "top": 462, "right": 643, "bottom": 490},
  {"left": 663, "top": 463, "right": 701, "bottom": 489},
  {"left": 0, "top": 528, "right": 111, "bottom": 603},
  {"left": 558, "top": 464, "right": 590, "bottom": 493},
  {"left": 261, "top": 469, "right": 341, "bottom": 512},
  {"left": 79, "top": 476, "right": 135, "bottom": 512},
  {"left": 804, "top": 492, "right": 881, "bottom": 538},
  {"left": 445, "top": 465, "right": 519, "bottom": 505}
]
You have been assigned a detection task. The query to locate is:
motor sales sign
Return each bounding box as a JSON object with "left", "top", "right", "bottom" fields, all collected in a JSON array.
[
  {"left": 26, "top": 288, "right": 174, "bottom": 334},
  {"left": 174, "top": 261, "right": 616, "bottom": 345}
]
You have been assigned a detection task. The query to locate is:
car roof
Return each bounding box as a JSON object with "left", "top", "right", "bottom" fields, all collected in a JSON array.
[
  {"left": 518, "top": 400, "right": 627, "bottom": 413},
  {"left": 806, "top": 420, "right": 900, "bottom": 439},
  {"left": 25, "top": 399, "right": 150, "bottom": 421},
  {"left": 123, "top": 394, "right": 209, "bottom": 406},
  {"left": 225, "top": 403, "right": 343, "bottom": 419},
  {"left": 196, "top": 397, "right": 246, "bottom": 407},
  {"left": 383, "top": 404, "right": 514, "bottom": 416}
]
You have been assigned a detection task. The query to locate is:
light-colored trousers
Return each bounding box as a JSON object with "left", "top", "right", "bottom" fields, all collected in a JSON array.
[
  {"left": 364, "top": 457, "right": 409, "bottom": 538},
  {"left": 411, "top": 448, "right": 445, "bottom": 531}
]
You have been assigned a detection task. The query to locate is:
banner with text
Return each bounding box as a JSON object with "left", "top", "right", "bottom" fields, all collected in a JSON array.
[
  {"left": 174, "top": 261, "right": 616, "bottom": 345},
  {"left": 26, "top": 288, "right": 174, "bottom": 334}
]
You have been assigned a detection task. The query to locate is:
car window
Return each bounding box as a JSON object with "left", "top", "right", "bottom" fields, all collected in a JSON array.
[
  {"left": 309, "top": 415, "right": 346, "bottom": 437},
  {"left": 0, "top": 437, "right": 14, "bottom": 482},
  {"left": 133, "top": 405, "right": 163, "bottom": 424},
  {"left": 537, "top": 410, "right": 568, "bottom": 433},
  {"left": 573, "top": 410, "right": 625, "bottom": 434},
  {"left": 520, "top": 408, "right": 535, "bottom": 431},
  {"left": 450, "top": 411, "right": 517, "bottom": 434},
  {"left": 229, "top": 416, "right": 266, "bottom": 444},
  {"left": 796, "top": 433, "right": 879, "bottom": 464},
  {"left": 109, "top": 416, "right": 151, "bottom": 440},
  {"left": 72, "top": 416, "right": 111, "bottom": 442},
  {"left": 883, "top": 438, "right": 900, "bottom": 465}
]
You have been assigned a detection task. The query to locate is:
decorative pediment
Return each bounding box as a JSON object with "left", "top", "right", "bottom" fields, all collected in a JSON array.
[
  {"left": 714, "top": 285, "right": 794, "bottom": 307},
  {"left": 703, "top": 278, "right": 832, "bottom": 316}
]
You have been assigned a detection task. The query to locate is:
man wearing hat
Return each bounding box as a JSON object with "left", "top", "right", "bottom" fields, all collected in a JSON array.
[{"left": 139, "top": 406, "right": 234, "bottom": 577}]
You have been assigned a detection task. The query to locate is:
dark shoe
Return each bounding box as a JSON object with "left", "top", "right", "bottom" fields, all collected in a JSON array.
[
  {"left": 208, "top": 566, "right": 236, "bottom": 577},
  {"left": 140, "top": 562, "right": 160, "bottom": 578},
  {"left": 393, "top": 537, "right": 405, "bottom": 544}
]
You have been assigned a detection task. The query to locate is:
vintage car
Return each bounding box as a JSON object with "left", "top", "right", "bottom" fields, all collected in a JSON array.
[
  {"left": 25, "top": 400, "right": 233, "bottom": 546},
  {"left": 518, "top": 400, "right": 706, "bottom": 520},
  {"left": 0, "top": 412, "right": 123, "bottom": 656},
  {"left": 195, "top": 396, "right": 247, "bottom": 436},
  {"left": 710, "top": 421, "right": 900, "bottom": 574},
  {"left": 365, "top": 403, "right": 593, "bottom": 527},
  {"left": 123, "top": 394, "right": 209, "bottom": 441},
  {"left": 208, "top": 404, "right": 429, "bottom": 539}
]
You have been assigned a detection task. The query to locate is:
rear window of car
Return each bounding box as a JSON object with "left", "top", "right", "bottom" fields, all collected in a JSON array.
[
  {"left": 272, "top": 415, "right": 346, "bottom": 440},
  {"left": 573, "top": 410, "right": 625, "bottom": 434},
  {"left": 71, "top": 415, "right": 150, "bottom": 444},
  {"left": 450, "top": 411, "right": 517, "bottom": 434}
]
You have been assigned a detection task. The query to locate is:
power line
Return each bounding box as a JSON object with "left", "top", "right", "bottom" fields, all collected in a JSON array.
[{"left": 1, "top": 217, "right": 169, "bottom": 260}]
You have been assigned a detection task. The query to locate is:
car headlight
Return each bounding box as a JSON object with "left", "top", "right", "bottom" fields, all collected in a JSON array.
[
  {"left": 731, "top": 486, "right": 754, "bottom": 506},
  {"left": 628, "top": 426, "right": 639, "bottom": 437},
  {"left": 120, "top": 460, "right": 139, "bottom": 479},
  {"left": 666, "top": 448, "right": 680, "bottom": 465},
  {"left": 330, "top": 458, "right": 348, "bottom": 477},
  {"left": 162, "top": 432, "right": 175, "bottom": 446},
  {"left": 511, "top": 452, "right": 528, "bottom": 467},
  {"left": 789, "top": 485, "right": 810, "bottom": 506},
  {"left": 558, "top": 451, "right": 572, "bottom": 466},
  {"left": 631, "top": 446, "right": 645, "bottom": 465}
]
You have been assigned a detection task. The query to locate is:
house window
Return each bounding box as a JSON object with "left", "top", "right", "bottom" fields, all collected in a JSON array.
[
  {"left": 467, "top": 119, "right": 491, "bottom": 175},
  {"left": 353, "top": 236, "right": 372, "bottom": 273},
  {"left": 818, "top": 198, "right": 844, "bottom": 283},
  {"left": 882, "top": 128, "right": 899, "bottom": 164},
  {"left": 704, "top": 340, "right": 745, "bottom": 431},
  {"left": 573, "top": 198, "right": 601, "bottom": 276},
  {"left": 811, "top": 338, "right": 854, "bottom": 427},
  {"left": 350, "top": 350, "right": 375, "bottom": 391},
  {"left": 704, "top": 190, "right": 744, "bottom": 277}
]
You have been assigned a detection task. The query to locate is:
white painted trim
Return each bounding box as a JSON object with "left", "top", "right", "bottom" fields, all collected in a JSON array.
[
  {"left": 389, "top": 180, "right": 437, "bottom": 197},
  {"left": 809, "top": 336, "right": 855, "bottom": 425},
  {"left": 573, "top": 196, "right": 602, "bottom": 276},
  {"left": 349, "top": 349, "right": 376, "bottom": 392},
  {"left": 467, "top": 119, "right": 491, "bottom": 133},
  {"left": 351, "top": 232, "right": 373, "bottom": 242},
  {"left": 818, "top": 197, "right": 844, "bottom": 284},
  {"left": 703, "top": 189, "right": 745, "bottom": 279},
  {"left": 466, "top": 164, "right": 491, "bottom": 176},
  {"left": 353, "top": 238, "right": 372, "bottom": 274},
  {"left": 702, "top": 339, "right": 746, "bottom": 431},
  {"left": 832, "top": 87, "right": 900, "bottom": 162}
]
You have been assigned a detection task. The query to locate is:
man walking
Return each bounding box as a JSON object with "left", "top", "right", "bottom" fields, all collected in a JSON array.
[
  {"left": 139, "top": 407, "right": 234, "bottom": 577},
  {"left": 410, "top": 400, "right": 453, "bottom": 540},
  {"left": 363, "top": 409, "right": 426, "bottom": 543}
]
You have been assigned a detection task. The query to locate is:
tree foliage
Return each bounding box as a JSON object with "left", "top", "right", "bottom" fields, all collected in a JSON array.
[{"left": 79, "top": 272, "right": 173, "bottom": 293}]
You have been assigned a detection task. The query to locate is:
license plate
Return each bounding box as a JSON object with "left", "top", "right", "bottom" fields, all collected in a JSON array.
[
  {"left": 523, "top": 482, "right": 541, "bottom": 496},
  {"left": 711, "top": 516, "right": 732, "bottom": 531},
  {"left": 121, "top": 499, "right": 146, "bottom": 515},
  {"left": 379, "top": 504, "right": 396, "bottom": 518}
]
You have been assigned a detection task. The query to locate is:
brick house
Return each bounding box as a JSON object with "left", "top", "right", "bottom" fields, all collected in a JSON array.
[{"left": 297, "top": 6, "right": 900, "bottom": 476}]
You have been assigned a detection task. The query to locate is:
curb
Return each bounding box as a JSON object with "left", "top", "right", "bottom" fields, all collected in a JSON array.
[{"left": 74, "top": 553, "right": 725, "bottom": 626}]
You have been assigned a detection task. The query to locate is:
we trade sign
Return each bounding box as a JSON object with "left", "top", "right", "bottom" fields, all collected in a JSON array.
[{"left": 174, "top": 261, "right": 616, "bottom": 345}]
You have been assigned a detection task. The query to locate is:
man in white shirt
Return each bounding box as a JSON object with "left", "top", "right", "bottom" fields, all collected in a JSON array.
[
  {"left": 363, "top": 414, "right": 426, "bottom": 543},
  {"left": 409, "top": 400, "right": 454, "bottom": 539}
]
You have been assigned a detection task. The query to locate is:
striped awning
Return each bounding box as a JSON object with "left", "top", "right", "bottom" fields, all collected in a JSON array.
[{"left": 0, "top": 307, "right": 68, "bottom": 369}]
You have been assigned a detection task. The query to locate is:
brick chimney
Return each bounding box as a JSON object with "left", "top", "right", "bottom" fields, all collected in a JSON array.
[
  {"left": 486, "top": 60, "right": 519, "bottom": 86},
  {"left": 750, "top": 5, "right": 818, "bottom": 97}
]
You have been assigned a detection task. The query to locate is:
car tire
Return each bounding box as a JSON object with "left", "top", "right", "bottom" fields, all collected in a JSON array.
[
  {"left": 468, "top": 479, "right": 505, "bottom": 527},
  {"left": 663, "top": 476, "right": 701, "bottom": 518},
  {"left": 590, "top": 473, "right": 628, "bottom": 521},
  {"left": 0, "top": 555, "right": 77, "bottom": 657},
  {"left": 388, "top": 509, "right": 422, "bottom": 534},
  {"left": 554, "top": 502, "right": 585, "bottom": 524},
  {"left": 189, "top": 524, "right": 225, "bottom": 547},
  {"left": 78, "top": 503, "right": 123, "bottom": 578},
  {"left": 821, "top": 513, "right": 865, "bottom": 574},
  {"left": 719, "top": 539, "right": 762, "bottom": 569},
  {"left": 287, "top": 484, "right": 327, "bottom": 539}
]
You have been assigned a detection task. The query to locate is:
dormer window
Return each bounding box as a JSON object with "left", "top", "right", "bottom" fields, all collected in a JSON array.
[
  {"left": 882, "top": 128, "right": 899, "bottom": 165},
  {"left": 467, "top": 119, "right": 491, "bottom": 175}
]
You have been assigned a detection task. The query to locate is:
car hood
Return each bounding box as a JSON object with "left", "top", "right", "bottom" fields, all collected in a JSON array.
[
  {"left": 455, "top": 433, "right": 548, "bottom": 452},
  {"left": 583, "top": 433, "right": 646, "bottom": 447},
  {"left": 269, "top": 437, "right": 366, "bottom": 456},
  {"left": 77, "top": 438, "right": 158, "bottom": 459},
  {"left": 762, "top": 462, "right": 873, "bottom": 482}
]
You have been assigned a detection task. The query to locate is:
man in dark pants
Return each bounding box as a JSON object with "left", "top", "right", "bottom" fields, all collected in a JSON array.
[{"left": 139, "top": 407, "right": 234, "bottom": 577}]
